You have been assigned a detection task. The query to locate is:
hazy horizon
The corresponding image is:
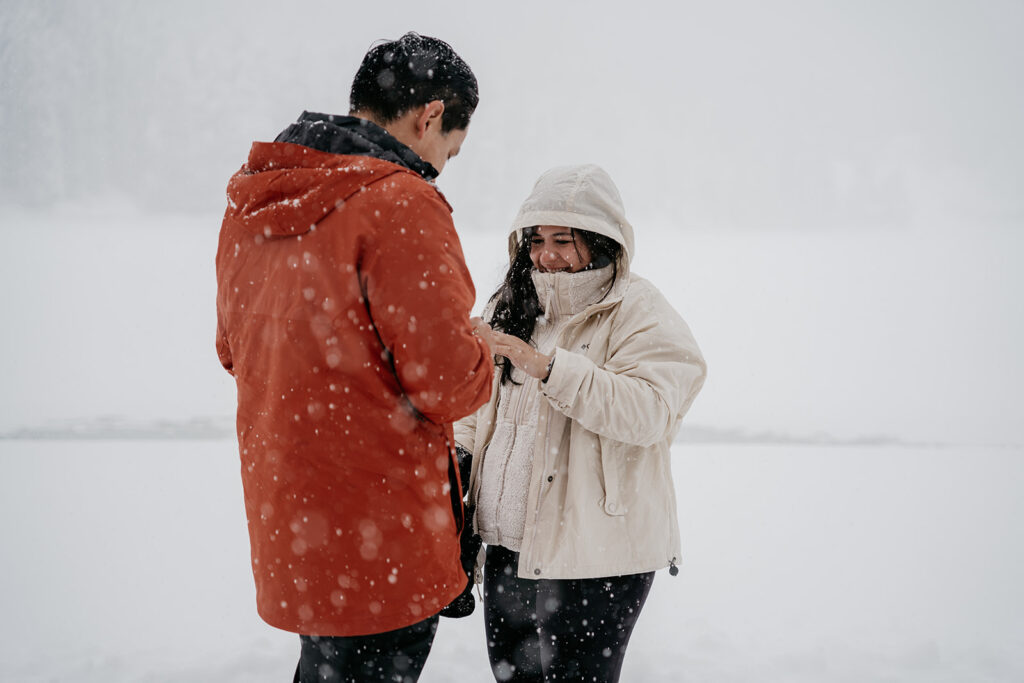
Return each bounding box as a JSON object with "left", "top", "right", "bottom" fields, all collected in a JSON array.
[{"left": 2, "top": 0, "right": 1022, "bottom": 235}]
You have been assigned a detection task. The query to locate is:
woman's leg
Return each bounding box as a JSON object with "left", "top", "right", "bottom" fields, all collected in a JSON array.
[
  {"left": 535, "top": 572, "right": 654, "bottom": 682},
  {"left": 482, "top": 545, "right": 544, "bottom": 682}
]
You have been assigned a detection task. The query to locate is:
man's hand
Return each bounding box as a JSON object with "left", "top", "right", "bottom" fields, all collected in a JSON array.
[{"left": 471, "top": 318, "right": 553, "bottom": 380}]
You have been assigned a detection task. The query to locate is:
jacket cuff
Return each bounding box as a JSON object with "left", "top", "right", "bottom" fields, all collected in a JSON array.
[{"left": 539, "top": 347, "right": 589, "bottom": 413}]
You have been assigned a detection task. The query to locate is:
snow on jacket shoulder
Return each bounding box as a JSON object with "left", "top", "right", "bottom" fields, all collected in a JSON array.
[{"left": 216, "top": 141, "right": 493, "bottom": 636}]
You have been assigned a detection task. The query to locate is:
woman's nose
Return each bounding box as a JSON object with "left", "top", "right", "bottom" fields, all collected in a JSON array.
[{"left": 539, "top": 248, "right": 562, "bottom": 266}]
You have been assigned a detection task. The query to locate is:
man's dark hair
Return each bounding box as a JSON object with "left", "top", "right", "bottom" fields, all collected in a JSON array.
[{"left": 350, "top": 32, "right": 478, "bottom": 133}]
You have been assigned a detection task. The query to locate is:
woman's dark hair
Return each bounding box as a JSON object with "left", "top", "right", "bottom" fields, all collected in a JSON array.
[
  {"left": 349, "top": 32, "right": 478, "bottom": 133},
  {"left": 489, "top": 227, "right": 622, "bottom": 385}
]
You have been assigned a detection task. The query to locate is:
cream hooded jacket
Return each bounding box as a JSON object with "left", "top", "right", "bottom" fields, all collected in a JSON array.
[{"left": 455, "top": 165, "right": 707, "bottom": 580}]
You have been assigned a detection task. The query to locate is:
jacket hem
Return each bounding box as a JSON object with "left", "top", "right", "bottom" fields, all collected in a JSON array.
[
  {"left": 514, "top": 557, "right": 676, "bottom": 581},
  {"left": 256, "top": 580, "right": 462, "bottom": 637}
]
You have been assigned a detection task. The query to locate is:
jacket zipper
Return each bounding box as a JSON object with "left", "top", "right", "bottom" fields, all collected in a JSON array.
[
  {"left": 522, "top": 281, "right": 627, "bottom": 577},
  {"left": 524, "top": 316, "right": 583, "bottom": 577},
  {"left": 525, "top": 401, "right": 553, "bottom": 577}
]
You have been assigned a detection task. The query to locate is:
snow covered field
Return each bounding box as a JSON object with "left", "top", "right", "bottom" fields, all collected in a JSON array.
[{"left": 2, "top": 439, "right": 1022, "bottom": 682}]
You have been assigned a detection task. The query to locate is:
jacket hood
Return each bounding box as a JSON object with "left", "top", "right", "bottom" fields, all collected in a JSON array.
[
  {"left": 225, "top": 142, "right": 432, "bottom": 239},
  {"left": 508, "top": 164, "right": 634, "bottom": 274}
]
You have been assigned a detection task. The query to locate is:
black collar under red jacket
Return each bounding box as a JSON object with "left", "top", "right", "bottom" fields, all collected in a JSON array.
[
  {"left": 275, "top": 111, "right": 439, "bottom": 180},
  {"left": 216, "top": 115, "right": 493, "bottom": 637}
]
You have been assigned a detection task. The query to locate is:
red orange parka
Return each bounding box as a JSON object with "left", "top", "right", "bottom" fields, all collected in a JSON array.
[{"left": 216, "top": 130, "right": 493, "bottom": 636}]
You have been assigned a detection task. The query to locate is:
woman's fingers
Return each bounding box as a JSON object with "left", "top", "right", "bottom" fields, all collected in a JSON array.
[
  {"left": 494, "top": 339, "right": 550, "bottom": 379},
  {"left": 470, "top": 318, "right": 500, "bottom": 352},
  {"left": 493, "top": 331, "right": 530, "bottom": 353},
  {"left": 472, "top": 326, "right": 550, "bottom": 379}
]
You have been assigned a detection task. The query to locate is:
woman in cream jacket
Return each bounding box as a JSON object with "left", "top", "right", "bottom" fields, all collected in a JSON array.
[{"left": 458, "top": 164, "right": 706, "bottom": 682}]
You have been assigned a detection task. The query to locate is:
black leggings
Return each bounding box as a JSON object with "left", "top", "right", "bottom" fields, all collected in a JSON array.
[
  {"left": 483, "top": 544, "right": 654, "bottom": 682},
  {"left": 293, "top": 615, "right": 438, "bottom": 683}
]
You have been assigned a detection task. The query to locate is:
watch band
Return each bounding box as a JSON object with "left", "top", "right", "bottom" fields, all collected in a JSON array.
[{"left": 541, "top": 355, "right": 555, "bottom": 383}]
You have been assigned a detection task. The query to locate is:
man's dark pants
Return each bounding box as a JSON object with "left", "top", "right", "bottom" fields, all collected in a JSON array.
[{"left": 293, "top": 615, "right": 439, "bottom": 683}]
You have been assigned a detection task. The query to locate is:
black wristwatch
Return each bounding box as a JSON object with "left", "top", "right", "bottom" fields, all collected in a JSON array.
[{"left": 541, "top": 355, "right": 555, "bottom": 383}]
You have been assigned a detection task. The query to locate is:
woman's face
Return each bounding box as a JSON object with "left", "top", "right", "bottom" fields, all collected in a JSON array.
[{"left": 528, "top": 226, "right": 592, "bottom": 273}]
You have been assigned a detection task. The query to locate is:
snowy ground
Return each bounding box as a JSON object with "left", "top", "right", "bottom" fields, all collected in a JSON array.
[{"left": 2, "top": 439, "right": 1022, "bottom": 682}]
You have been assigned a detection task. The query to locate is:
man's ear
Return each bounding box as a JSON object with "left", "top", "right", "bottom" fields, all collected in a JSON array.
[{"left": 414, "top": 100, "right": 446, "bottom": 138}]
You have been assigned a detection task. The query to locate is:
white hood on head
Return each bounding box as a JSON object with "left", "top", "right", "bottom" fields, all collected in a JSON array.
[{"left": 508, "top": 164, "right": 634, "bottom": 273}]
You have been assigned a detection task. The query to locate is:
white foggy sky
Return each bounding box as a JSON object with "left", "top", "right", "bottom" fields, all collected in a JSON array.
[{"left": 2, "top": 0, "right": 1022, "bottom": 233}]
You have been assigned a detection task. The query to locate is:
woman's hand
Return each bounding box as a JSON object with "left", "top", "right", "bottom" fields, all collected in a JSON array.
[{"left": 471, "top": 318, "right": 553, "bottom": 381}]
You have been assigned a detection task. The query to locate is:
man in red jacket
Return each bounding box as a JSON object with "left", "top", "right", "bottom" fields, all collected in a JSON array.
[{"left": 216, "top": 33, "right": 493, "bottom": 682}]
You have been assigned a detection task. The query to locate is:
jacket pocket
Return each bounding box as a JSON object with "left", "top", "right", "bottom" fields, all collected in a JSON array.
[{"left": 598, "top": 436, "right": 626, "bottom": 516}]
